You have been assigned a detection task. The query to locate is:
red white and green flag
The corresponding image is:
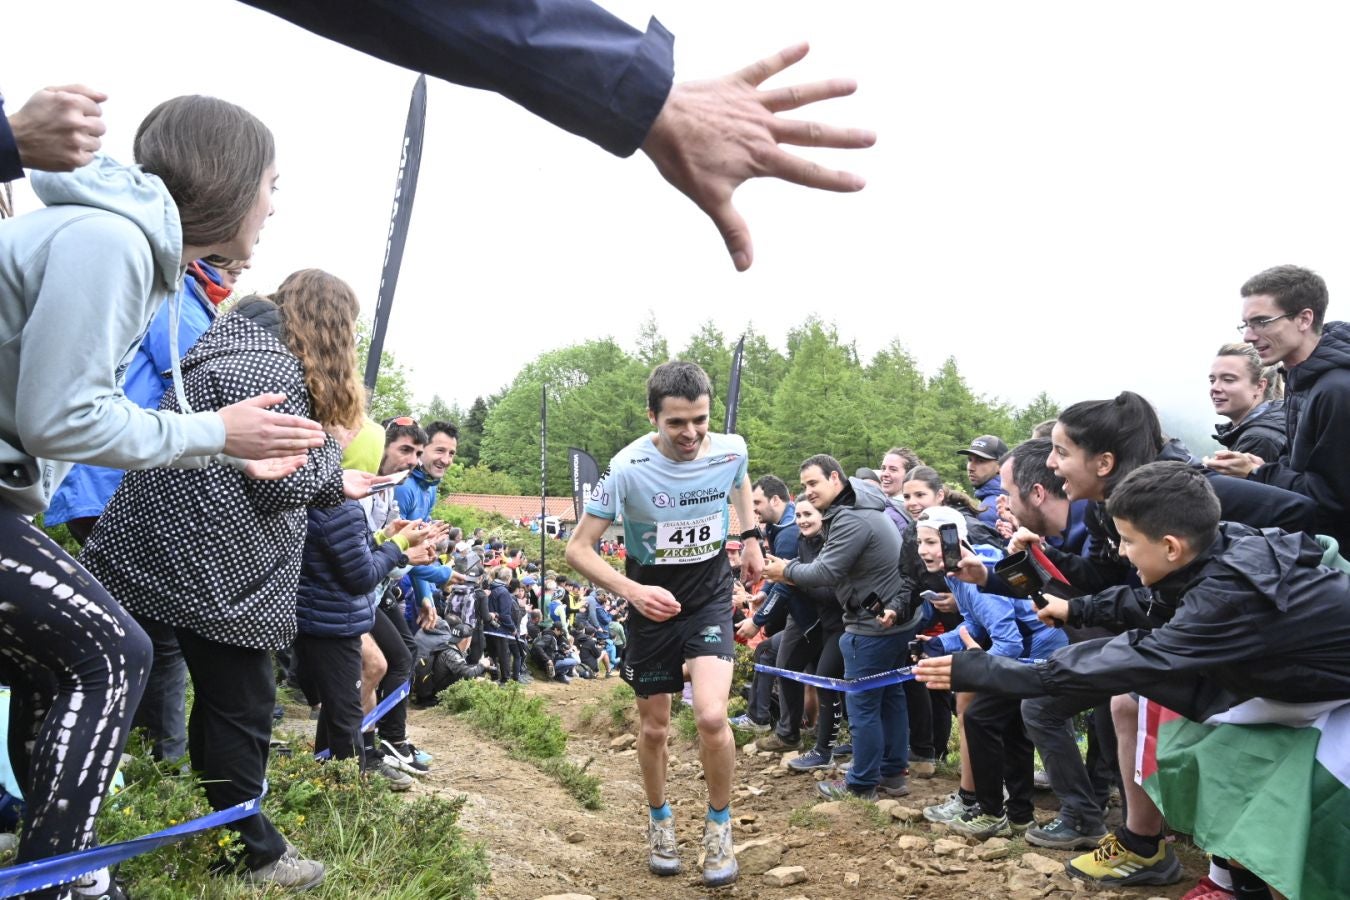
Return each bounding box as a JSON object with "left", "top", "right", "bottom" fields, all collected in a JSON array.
[{"left": 1137, "top": 696, "right": 1350, "bottom": 900}]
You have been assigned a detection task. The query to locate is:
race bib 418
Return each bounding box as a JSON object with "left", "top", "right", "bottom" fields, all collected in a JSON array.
[{"left": 653, "top": 512, "right": 724, "bottom": 564}]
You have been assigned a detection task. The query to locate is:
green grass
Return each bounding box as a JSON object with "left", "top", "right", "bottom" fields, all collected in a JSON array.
[
  {"left": 441, "top": 680, "right": 603, "bottom": 809},
  {"left": 93, "top": 732, "right": 487, "bottom": 899},
  {"left": 787, "top": 804, "right": 827, "bottom": 829}
]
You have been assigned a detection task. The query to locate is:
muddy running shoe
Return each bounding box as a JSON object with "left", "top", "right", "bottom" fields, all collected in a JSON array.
[
  {"left": 923, "top": 792, "right": 977, "bottom": 824},
  {"left": 647, "top": 816, "right": 682, "bottom": 876},
  {"left": 908, "top": 757, "right": 937, "bottom": 778},
  {"left": 1180, "top": 875, "right": 1236, "bottom": 900},
  {"left": 728, "top": 714, "right": 770, "bottom": 733},
  {"left": 1026, "top": 816, "right": 1107, "bottom": 850},
  {"left": 755, "top": 732, "right": 799, "bottom": 752},
  {"left": 1067, "top": 833, "right": 1183, "bottom": 886},
  {"left": 947, "top": 811, "right": 1011, "bottom": 839},
  {"left": 816, "top": 779, "right": 876, "bottom": 802},
  {"left": 243, "top": 846, "right": 326, "bottom": 892},
  {"left": 366, "top": 759, "right": 414, "bottom": 792},
  {"left": 381, "top": 739, "right": 430, "bottom": 776},
  {"left": 877, "top": 772, "right": 910, "bottom": 798},
  {"left": 786, "top": 748, "right": 832, "bottom": 772},
  {"left": 701, "top": 816, "right": 739, "bottom": 887}
]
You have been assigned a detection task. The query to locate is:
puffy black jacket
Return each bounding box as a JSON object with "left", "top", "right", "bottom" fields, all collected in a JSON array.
[
  {"left": 1213, "top": 399, "right": 1287, "bottom": 461},
  {"left": 296, "top": 501, "right": 404, "bottom": 638},
  {"left": 1253, "top": 321, "right": 1350, "bottom": 548},
  {"left": 953, "top": 523, "right": 1350, "bottom": 722}
]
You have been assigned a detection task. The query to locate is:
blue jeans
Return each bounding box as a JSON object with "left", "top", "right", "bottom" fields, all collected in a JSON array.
[
  {"left": 131, "top": 614, "right": 187, "bottom": 762},
  {"left": 841, "top": 630, "right": 913, "bottom": 791}
]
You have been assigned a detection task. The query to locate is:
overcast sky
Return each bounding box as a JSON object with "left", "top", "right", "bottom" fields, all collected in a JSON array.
[{"left": 9, "top": 1, "right": 1349, "bottom": 442}]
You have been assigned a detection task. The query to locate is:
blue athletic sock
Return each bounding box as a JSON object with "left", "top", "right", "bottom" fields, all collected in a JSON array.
[
  {"left": 706, "top": 803, "right": 730, "bottom": 825},
  {"left": 649, "top": 802, "right": 673, "bottom": 821}
]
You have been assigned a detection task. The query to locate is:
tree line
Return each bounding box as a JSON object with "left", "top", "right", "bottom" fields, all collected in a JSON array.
[{"left": 369, "top": 315, "right": 1058, "bottom": 497}]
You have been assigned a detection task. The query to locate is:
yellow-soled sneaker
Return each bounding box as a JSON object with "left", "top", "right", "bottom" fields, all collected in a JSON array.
[{"left": 1066, "top": 832, "right": 1183, "bottom": 886}]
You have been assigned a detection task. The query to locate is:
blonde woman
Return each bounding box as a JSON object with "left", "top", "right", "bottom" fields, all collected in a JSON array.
[{"left": 1209, "top": 342, "right": 1287, "bottom": 462}]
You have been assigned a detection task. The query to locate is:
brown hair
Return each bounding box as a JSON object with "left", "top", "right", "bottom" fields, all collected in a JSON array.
[
  {"left": 1215, "top": 342, "right": 1283, "bottom": 401},
  {"left": 270, "top": 269, "right": 364, "bottom": 430},
  {"left": 905, "top": 465, "right": 987, "bottom": 514},
  {"left": 134, "top": 95, "right": 274, "bottom": 247}
]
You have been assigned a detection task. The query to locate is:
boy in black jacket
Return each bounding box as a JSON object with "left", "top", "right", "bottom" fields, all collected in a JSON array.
[{"left": 916, "top": 462, "right": 1350, "bottom": 896}]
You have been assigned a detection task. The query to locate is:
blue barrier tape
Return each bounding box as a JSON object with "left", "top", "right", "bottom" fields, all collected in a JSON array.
[
  {"left": 482, "top": 630, "right": 526, "bottom": 643},
  {"left": 753, "top": 663, "right": 914, "bottom": 693},
  {"left": 0, "top": 784, "right": 267, "bottom": 899},
  {"left": 315, "top": 680, "right": 411, "bottom": 761}
]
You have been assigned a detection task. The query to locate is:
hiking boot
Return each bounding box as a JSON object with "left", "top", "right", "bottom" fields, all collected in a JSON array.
[
  {"left": 728, "top": 714, "right": 771, "bottom": 733},
  {"left": 923, "top": 792, "right": 978, "bottom": 824},
  {"left": 877, "top": 772, "right": 910, "bottom": 798},
  {"left": 786, "top": 748, "right": 832, "bottom": 772},
  {"left": 647, "top": 816, "right": 682, "bottom": 876},
  {"left": 1066, "top": 833, "right": 1183, "bottom": 886},
  {"left": 947, "top": 810, "right": 1011, "bottom": 839},
  {"left": 242, "top": 847, "right": 326, "bottom": 891},
  {"left": 755, "top": 732, "right": 799, "bottom": 752},
  {"left": 1026, "top": 816, "right": 1108, "bottom": 850},
  {"left": 365, "top": 760, "right": 413, "bottom": 792},
  {"left": 1180, "top": 875, "right": 1237, "bottom": 900},
  {"left": 700, "top": 816, "right": 738, "bottom": 887},
  {"left": 816, "top": 779, "right": 876, "bottom": 802},
  {"left": 381, "top": 740, "right": 430, "bottom": 776},
  {"left": 909, "top": 756, "right": 937, "bottom": 778}
]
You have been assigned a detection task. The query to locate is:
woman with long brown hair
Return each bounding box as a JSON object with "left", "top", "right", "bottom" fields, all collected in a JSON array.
[{"left": 82, "top": 268, "right": 373, "bottom": 892}]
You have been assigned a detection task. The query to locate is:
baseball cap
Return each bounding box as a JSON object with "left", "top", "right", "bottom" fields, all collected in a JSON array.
[
  {"left": 448, "top": 623, "right": 470, "bottom": 641},
  {"left": 956, "top": 435, "right": 1009, "bottom": 461},
  {"left": 522, "top": 576, "right": 537, "bottom": 586},
  {"left": 915, "top": 505, "right": 968, "bottom": 542},
  {"left": 726, "top": 540, "right": 744, "bottom": 552}
]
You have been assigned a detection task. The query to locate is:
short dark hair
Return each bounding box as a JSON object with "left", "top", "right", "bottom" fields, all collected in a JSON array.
[
  {"left": 799, "top": 454, "right": 845, "bottom": 481},
  {"left": 646, "top": 361, "right": 712, "bottom": 415},
  {"left": 426, "top": 420, "right": 459, "bottom": 442},
  {"left": 1106, "top": 461, "right": 1220, "bottom": 549},
  {"left": 384, "top": 420, "right": 428, "bottom": 447},
  {"left": 884, "top": 447, "right": 923, "bottom": 472},
  {"left": 1004, "top": 438, "right": 1065, "bottom": 500},
  {"left": 753, "top": 474, "right": 791, "bottom": 503},
  {"left": 1056, "top": 392, "right": 1163, "bottom": 497},
  {"left": 1241, "top": 265, "right": 1329, "bottom": 332}
]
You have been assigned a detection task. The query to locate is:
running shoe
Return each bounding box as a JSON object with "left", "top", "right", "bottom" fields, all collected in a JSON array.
[
  {"left": 700, "top": 816, "right": 739, "bottom": 887},
  {"left": 755, "top": 732, "right": 800, "bottom": 752},
  {"left": 380, "top": 739, "right": 430, "bottom": 776},
  {"left": 876, "top": 772, "right": 910, "bottom": 798},
  {"left": 947, "top": 811, "right": 1011, "bottom": 839},
  {"left": 908, "top": 757, "right": 937, "bottom": 778},
  {"left": 1026, "top": 816, "right": 1107, "bottom": 850},
  {"left": 728, "top": 714, "right": 771, "bottom": 733},
  {"left": 923, "top": 791, "right": 978, "bottom": 824},
  {"left": 786, "top": 748, "right": 832, "bottom": 772},
  {"left": 1180, "top": 875, "right": 1236, "bottom": 900},
  {"left": 647, "top": 816, "right": 682, "bottom": 876},
  {"left": 242, "top": 846, "right": 326, "bottom": 891},
  {"left": 816, "top": 779, "right": 877, "bottom": 802},
  {"left": 1066, "top": 833, "right": 1183, "bottom": 886},
  {"left": 831, "top": 742, "right": 853, "bottom": 758}
]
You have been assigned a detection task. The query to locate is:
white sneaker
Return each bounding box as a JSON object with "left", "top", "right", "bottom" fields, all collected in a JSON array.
[
  {"left": 700, "top": 816, "right": 739, "bottom": 887},
  {"left": 647, "top": 815, "right": 682, "bottom": 876},
  {"left": 923, "top": 791, "right": 977, "bottom": 823}
]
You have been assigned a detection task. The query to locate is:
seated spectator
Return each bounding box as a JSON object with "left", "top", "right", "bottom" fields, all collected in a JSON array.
[
  {"left": 411, "top": 622, "right": 495, "bottom": 704},
  {"left": 531, "top": 622, "right": 579, "bottom": 683}
]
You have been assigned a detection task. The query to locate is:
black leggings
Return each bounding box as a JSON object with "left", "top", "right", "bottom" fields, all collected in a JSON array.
[
  {"left": 370, "top": 605, "right": 412, "bottom": 745},
  {"left": 812, "top": 625, "right": 846, "bottom": 755},
  {"left": 0, "top": 511, "right": 151, "bottom": 892}
]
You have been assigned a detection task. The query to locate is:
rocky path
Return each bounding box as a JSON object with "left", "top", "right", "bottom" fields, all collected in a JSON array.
[{"left": 388, "top": 676, "right": 1202, "bottom": 900}]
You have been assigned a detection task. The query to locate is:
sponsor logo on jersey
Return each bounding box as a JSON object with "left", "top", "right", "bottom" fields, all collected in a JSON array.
[
  {"left": 630, "top": 456, "right": 650, "bottom": 464},
  {"left": 705, "top": 453, "right": 741, "bottom": 467},
  {"left": 652, "top": 492, "right": 673, "bottom": 508},
  {"left": 677, "top": 488, "right": 726, "bottom": 507}
]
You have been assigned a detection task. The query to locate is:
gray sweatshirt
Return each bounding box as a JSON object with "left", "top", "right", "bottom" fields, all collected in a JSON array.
[
  {"left": 0, "top": 156, "right": 225, "bottom": 514},
  {"left": 784, "top": 477, "right": 915, "bottom": 637}
]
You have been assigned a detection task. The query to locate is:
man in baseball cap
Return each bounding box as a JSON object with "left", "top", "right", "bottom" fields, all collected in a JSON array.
[{"left": 956, "top": 435, "right": 1009, "bottom": 528}]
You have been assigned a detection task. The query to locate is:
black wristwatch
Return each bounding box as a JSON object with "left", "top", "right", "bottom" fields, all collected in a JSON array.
[{"left": 738, "top": 527, "right": 765, "bottom": 542}]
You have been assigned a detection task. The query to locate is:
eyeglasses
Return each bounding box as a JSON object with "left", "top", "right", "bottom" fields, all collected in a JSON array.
[{"left": 1236, "top": 312, "right": 1295, "bottom": 334}]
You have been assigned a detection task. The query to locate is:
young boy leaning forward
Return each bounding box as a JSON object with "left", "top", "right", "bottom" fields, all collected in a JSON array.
[{"left": 915, "top": 461, "right": 1350, "bottom": 900}]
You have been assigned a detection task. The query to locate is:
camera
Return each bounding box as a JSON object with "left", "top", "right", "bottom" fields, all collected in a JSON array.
[
  {"left": 907, "top": 639, "right": 925, "bottom": 665},
  {"left": 992, "top": 545, "right": 1082, "bottom": 610}
]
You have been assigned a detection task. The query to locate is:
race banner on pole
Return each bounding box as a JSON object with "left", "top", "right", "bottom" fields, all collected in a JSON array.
[
  {"left": 363, "top": 74, "right": 427, "bottom": 397},
  {"left": 724, "top": 334, "right": 745, "bottom": 434},
  {"left": 568, "top": 448, "right": 601, "bottom": 523}
]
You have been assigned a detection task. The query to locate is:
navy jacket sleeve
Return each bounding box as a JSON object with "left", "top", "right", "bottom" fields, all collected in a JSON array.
[
  {"left": 0, "top": 96, "right": 23, "bottom": 183},
  {"left": 319, "top": 504, "right": 404, "bottom": 595},
  {"left": 237, "top": 0, "right": 674, "bottom": 157}
]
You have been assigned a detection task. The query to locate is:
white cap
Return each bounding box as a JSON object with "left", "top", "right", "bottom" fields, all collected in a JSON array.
[{"left": 915, "top": 505, "right": 968, "bottom": 543}]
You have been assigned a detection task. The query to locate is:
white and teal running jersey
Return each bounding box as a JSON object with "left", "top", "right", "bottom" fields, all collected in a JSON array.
[{"left": 586, "top": 432, "right": 748, "bottom": 573}]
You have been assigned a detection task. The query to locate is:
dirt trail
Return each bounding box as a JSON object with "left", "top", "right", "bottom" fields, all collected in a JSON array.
[{"left": 396, "top": 677, "right": 1203, "bottom": 900}]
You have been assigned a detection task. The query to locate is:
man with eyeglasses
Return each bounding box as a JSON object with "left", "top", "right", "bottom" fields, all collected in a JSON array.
[{"left": 1206, "top": 265, "right": 1350, "bottom": 548}]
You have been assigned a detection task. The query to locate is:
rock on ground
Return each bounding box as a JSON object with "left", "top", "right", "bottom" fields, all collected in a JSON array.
[{"left": 764, "top": 865, "right": 808, "bottom": 886}]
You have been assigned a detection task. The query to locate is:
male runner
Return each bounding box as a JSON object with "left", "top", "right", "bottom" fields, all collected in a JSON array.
[{"left": 567, "top": 361, "right": 763, "bottom": 887}]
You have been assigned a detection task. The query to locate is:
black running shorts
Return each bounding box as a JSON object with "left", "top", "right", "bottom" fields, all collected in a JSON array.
[{"left": 621, "top": 599, "right": 735, "bottom": 697}]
